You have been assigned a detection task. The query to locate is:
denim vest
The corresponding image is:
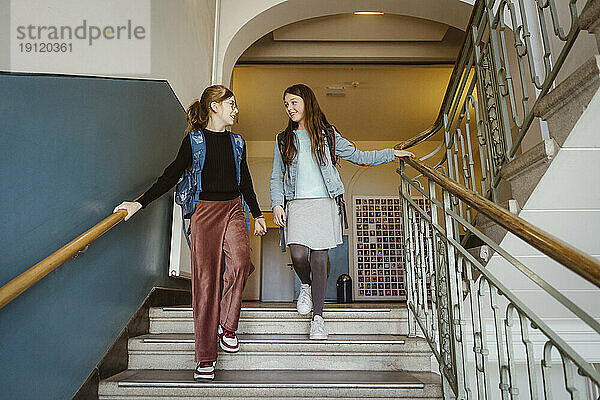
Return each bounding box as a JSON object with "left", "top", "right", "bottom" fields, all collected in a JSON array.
[{"left": 176, "top": 129, "right": 250, "bottom": 231}]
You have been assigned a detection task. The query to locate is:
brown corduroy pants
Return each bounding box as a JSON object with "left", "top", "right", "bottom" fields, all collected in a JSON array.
[{"left": 190, "top": 196, "right": 254, "bottom": 362}]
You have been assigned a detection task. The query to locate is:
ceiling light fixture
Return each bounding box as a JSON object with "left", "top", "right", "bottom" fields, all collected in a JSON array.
[{"left": 354, "top": 11, "right": 384, "bottom": 15}]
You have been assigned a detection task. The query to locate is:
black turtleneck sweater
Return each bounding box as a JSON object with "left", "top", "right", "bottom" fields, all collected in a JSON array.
[{"left": 137, "top": 129, "right": 262, "bottom": 218}]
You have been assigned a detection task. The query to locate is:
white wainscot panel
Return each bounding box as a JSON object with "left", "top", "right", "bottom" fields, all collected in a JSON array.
[{"left": 525, "top": 149, "right": 600, "bottom": 210}]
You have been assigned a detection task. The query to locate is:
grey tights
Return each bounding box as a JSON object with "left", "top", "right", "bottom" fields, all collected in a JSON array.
[{"left": 289, "top": 244, "right": 328, "bottom": 317}]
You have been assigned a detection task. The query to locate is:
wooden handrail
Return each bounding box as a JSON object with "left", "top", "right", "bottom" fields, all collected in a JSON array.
[
  {"left": 0, "top": 198, "right": 140, "bottom": 310},
  {"left": 401, "top": 156, "right": 600, "bottom": 289},
  {"left": 396, "top": 117, "right": 443, "bottom": 150}
]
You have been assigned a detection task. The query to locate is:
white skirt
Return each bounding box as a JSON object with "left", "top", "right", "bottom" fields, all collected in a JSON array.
[{"left": 285, "top": 198, "right": 343, "bottom": 250}]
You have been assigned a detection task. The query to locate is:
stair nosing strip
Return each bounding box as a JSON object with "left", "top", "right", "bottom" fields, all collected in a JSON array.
[
  {"left": 161, "top": 307, "right": 393, "bottom": 313},
  {"left": 117, "top": 381, "right": 425, "bottom": 389},
  {"left": 141, "top": 338, "right": 406, "bottom": 345}
]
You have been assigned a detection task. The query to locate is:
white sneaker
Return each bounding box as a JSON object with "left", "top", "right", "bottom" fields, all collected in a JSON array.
[
  {"left": 194, "top": 361, "right": 215, "bottom": 380},
  {"left": 218, "top": 325, "right": 240, "bottom": 353},
  {"left": 297, "top": 284, "right": 312, "bottom": 315},
  {"left": 310, "top": 315, "right": 328, "bottom": 340}
]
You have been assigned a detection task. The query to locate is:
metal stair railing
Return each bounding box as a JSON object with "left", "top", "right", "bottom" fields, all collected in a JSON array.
[
  {"left": 397, "top": 156, "right": 600, "bottom": 400},
  {"left": 396, "top": 0, "right": 586, "bottom": 206},
  {"left": 393, "top": 0, "right": 600, "bottom": 398}
]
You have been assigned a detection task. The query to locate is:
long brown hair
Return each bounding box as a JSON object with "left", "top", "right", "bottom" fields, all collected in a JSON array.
[
  {"left": 186, "top": 85, "right": 234, "bottom": 132},
  {"left": 280, "top": 84, "right": 330, "bottom": 165}
]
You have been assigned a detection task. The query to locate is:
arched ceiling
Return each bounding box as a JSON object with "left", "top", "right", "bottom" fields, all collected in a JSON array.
[
  {"left": 217, "top": 0, "right": 475, "bottom": 84},
  {"left": 237, "top": 14, "right": 466, "bottom": 65}
]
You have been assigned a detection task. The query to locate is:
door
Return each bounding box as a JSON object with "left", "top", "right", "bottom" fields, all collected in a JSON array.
[{"left": 261, "top": 228, "right": 295, "bottom": 301}]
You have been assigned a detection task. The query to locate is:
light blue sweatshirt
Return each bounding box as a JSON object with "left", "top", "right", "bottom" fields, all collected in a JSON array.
[{"left": 294, "top": 129, "right": 329, "bottom": 198}]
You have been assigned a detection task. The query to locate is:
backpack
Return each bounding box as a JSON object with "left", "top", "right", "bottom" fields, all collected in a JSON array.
[
  {"left": 175, "top": 129, "right": 250, "bottom": 247},
  {"left": 175, "top": 131, "right": 205, "bottom": 220}
]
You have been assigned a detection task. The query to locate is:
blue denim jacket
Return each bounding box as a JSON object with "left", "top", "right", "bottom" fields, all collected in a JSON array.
[
  {"left": 270, "top": 130, "right": 395, "bottom": 209},
  {"left": 176, "top": 129, "right": 250, "bottom": 229}
]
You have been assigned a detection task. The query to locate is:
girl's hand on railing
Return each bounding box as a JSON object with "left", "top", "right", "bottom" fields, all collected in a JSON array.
[
  {"left": 113, "top": 201, "right": 142, "bottom": 221},
  {"left": 272, "top": 205, "right": 286, "bottom": 227},
  {"left": 394, "top": 149, "right": 414, "bottom": 158}
]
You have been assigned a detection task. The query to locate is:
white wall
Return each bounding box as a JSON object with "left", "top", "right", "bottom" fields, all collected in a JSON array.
[
  {"left": 149, "top": 0, "right": 216, "bottom": 105},
  {"left": 0, "top": 1, "right": 9, "bottom": 68},
  {"left": 0, "top": 0, "right": 216, "bottom": 106},
  {"left": 520, "top": 0, "right": 600, "bottom": 153},
  {"left": 553, "top": 0, "right": 599, "bottom": 84}
]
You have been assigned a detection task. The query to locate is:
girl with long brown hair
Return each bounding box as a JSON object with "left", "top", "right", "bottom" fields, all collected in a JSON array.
[
  {"left": 270, "top": 83, "right": 413, "bottom": 339},
  {"left": 115, "top": 85, "right": 267, "bottom": 380}
]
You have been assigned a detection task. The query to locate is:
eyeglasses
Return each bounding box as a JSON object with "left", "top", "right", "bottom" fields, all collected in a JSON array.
[{"left": 224, "top": 100, "right": 238, "bottom": 111}]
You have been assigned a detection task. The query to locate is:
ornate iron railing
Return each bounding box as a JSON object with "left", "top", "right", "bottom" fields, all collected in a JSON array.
[
  {"left": 395, "top": 0, "right": 600, "bottom": 398},
  {"left": 398, "top": 157, "right": 600, "bottom": 399},
  {"left": 398, "top": 0, "right": 586, "bottom": 204}
]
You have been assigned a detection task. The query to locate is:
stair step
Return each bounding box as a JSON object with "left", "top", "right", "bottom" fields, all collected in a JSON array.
[
  {"left": 128, "top": 334, "right": 431, "bottom": 371},
  {"left": 150, "top": 303, "right": 408, "bottom": 335},
  {"left": 99, "top": 369, "right": 443, "bottom": 399},
  {"left": 140, "top": 333, "right": 406, "bottom": 345}
]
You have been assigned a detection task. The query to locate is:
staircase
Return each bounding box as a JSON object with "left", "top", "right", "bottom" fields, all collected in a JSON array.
[
  {"left": 484, "top": 55, "right": 600, "bottom": 328},
  {"left": 98, "top": 302, "right": 442, "bottom": 399}
]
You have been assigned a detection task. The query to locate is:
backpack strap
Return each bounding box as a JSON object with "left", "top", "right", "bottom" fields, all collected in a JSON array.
[
  {"left": 335, "top": 195, "right": 349, "bottom": 229},
  {"left": 190, "top": 130, "right": 205, "bottom": 209},
  {"left": 276, "top": 131, "right": 286, "bottom": 155},
  {"left": 179, "top": 131, "right": 194, "bottom": 248},
  {"left": 181, "top": 130, "right": 200, "bottom": 248},
  {"left": 275, "top": 131, "right": 288, "bottom": 252},
  {"left": 325, "top": 125, "right": 348, "bottom": 229},
  {"left": 325, "top": 125, "right": 338, "bottom": 166}
]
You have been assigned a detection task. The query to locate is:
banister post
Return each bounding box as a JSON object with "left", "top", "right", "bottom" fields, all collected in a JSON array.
[
  {"left": 440, "top": 187, "right": 469, "bottom": 400},
  {"left": 400, "top": 160, "right": 417, "bottom": 339}
]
